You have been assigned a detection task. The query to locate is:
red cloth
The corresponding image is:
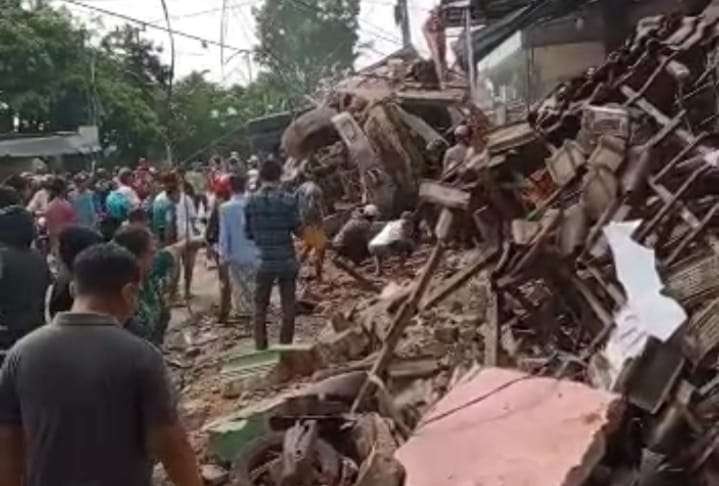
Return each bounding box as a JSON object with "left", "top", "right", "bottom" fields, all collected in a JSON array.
[
  {"left": 215, "top": 174, "right": 232, "bottom": 200},
  {"left": 45, "top": 198, "right": 77, "bottom": 238},
  {"left": 208, "top": 169, "right": 228, "bottom": 195}
]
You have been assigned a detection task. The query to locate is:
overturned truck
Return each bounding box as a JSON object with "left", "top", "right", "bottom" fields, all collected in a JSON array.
[{"left": 280, "top": 46, "right": 490, "bottom": 219}]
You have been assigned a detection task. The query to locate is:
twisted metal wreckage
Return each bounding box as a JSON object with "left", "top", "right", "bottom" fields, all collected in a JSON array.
[{"left": 221, "top": 9, "right": 719, "bottom": 486}]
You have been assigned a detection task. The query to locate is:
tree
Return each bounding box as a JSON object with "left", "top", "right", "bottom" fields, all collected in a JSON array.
[
  {"left": 96, "top": 26, "right": 170, "bottom": 162},
  {"left": 0, "top": 5, "right": 166, "bottom": 162},
  {"left": 0, "top": 4, "right": 92, "bottom": 132},
  {"left": 168, "top": 71, "right": 294, "bottom": 163},
  {"left": 0, "top": 2, "right": 305, "bottom": 166},
  {"left": 253, "top": 0, "right": 361, "bottom": 98}
]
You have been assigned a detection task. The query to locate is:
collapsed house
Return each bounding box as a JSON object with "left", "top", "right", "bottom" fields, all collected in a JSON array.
[{"left": 200, "top": 6, "right": 719, "bottom": 486}]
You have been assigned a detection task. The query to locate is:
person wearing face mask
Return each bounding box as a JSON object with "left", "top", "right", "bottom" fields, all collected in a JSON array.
[
  {"left": 114, "top": 224, "right": 186, "bottom": 346},
  {"left": 0, "top": 243, "right": 203, "bottom": 486}
]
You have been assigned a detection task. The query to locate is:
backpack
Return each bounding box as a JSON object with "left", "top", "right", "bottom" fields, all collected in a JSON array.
[{"left": 106, "top": 190, "right": 131, "bottom": 221}]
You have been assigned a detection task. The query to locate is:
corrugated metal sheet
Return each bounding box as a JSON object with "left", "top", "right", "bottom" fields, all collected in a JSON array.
[{"left": 453, "top": 0, "right": 593, "bottom": 69}]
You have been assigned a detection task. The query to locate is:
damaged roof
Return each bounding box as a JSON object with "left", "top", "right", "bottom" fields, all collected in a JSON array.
[
  {"left": 453, "top": 0, "right": 593, "bottom": 68},
  {"left": 441, "top": 0, "right": 535, "bottom": 26}
]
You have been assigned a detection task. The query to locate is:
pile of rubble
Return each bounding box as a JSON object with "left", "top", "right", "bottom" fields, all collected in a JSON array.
[{"left": 195, "top": 11, "right": 719, "bottom": 486}]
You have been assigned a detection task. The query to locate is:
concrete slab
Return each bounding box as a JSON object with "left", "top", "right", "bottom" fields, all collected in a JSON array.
[{"left": 396, "top": 367, "right": 624, "bottom": 486}]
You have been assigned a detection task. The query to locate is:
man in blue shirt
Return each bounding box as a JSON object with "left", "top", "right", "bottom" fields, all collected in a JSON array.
[
  {"left": 219, "top": 173, "right": 258, "bottom": 319},
  {"left": 245, "top": 159, "right": 301, "bottom": 350},
  {"left": 70, "top": 174, "right": 98, "bottom": 228}
]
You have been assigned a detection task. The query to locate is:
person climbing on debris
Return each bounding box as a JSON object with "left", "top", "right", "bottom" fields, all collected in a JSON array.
[
  {"left": 219, "top": 173, "right": 258, "bottom": 320},
  {"left": 245, "top": 158, "right": 301, "bottom": 350},
  {"left": 442, "top": 125, "right": 471, "bottom": 177},
  {"left": 332, "top": 204, "right": 383, "bottom": 266},
  {"left": 0, "top": 243, "right": 204, "bottom": 486},
  {"left": 368, "top": 211, "right": 416, "bottom": 275},
  {"left": 296, "top": 171, "right": 328, "bottom": 282}
]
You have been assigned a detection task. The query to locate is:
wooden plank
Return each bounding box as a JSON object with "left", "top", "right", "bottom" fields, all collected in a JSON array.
[
  {"left": 649, "top": 181, "right": 719, "bottom": 256},
  {"left": 484, "top": 292, "right": 500, "bottom": 367},
  {"left": 421, "top": 248, "right": 498, "bottom": 311},
  {"left": 351, "top": 210, "right": 453, "bottom": 413},
  {"left": 331, "top": 257, "right": 380, "bottom": 293},
  {"left": 621, "top": 85, "right": 712, "bottom": 156},
  {"left": 419, "top": 181, "right": 471, "bottom": 210}
]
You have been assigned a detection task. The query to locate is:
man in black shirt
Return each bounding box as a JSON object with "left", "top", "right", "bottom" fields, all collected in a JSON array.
[
  {"left": 0, "top": 243, "right": 202, "bottom": 486},
  {"left": 0, "top": 197, "right": 50, "bottom": 352}
]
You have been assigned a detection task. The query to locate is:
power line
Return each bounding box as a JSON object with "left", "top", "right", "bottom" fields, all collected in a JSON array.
[
  {"left": 146, "top": 2, "right": 258, "bottom": 24},
  {"left": 58, "top": 0, "right": 252, "bottom": 53},
  {"left": 357, "top": 19, "right": 403, "bottom": 45}
]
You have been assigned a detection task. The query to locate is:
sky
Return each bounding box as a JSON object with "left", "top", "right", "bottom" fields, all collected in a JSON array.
[{"left": 50, "top": 0, "right": 443, "bottom": 85}]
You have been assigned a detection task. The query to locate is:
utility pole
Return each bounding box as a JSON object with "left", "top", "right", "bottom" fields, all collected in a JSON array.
[{"left": 396, "top": 0, "right": 412, "bottom": 48}]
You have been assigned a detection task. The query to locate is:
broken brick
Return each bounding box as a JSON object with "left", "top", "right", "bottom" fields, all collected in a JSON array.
[
  {"left": 396, "top": 368, "right": 624, "bottom": 486},
  {"left": 314, "top": 326, "right": 371, "bottom": 366}
]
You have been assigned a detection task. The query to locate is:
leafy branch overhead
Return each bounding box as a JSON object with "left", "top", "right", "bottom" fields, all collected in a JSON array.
[{"left": 0, "top": 2, "right": 319, "bottom": 163}]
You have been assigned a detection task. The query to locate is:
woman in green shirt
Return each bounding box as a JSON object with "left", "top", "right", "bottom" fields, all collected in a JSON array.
[{"left": 113, "top": 224, "right": 184, "bottom": 346}]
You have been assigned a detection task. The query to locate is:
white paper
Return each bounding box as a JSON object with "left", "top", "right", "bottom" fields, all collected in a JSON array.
[
  {"left": 601, "top": 221, "right": 687, "bottom": 385},
  {"left": 369, "top": 220, "right": 405, "bottom": 250}
]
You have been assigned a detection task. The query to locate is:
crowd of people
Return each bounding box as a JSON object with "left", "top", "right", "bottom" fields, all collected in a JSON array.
[
  {"left": 0, "top": 151, "right": 330, "bottom": 486},
  {"left": 0, "top": 153, "right": 318, "bottom": 350},
  {"left": 0, "top": 148, "right": 422, "bottom": 486}
]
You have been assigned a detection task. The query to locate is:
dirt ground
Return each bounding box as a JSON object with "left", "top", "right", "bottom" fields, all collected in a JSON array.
[{"left": 161, "top": 250, "right": 399, "bottom": 460}]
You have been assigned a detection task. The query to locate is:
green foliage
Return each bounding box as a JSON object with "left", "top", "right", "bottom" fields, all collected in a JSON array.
[
  {"left": 253, "top": 0, "right": 361, "bottom": 97},
  {"left": 0, "top": 5, "right": 91, "bottom": 131},
  {"left": 0, "top": 2, "right": 306, "bottom": 165},
  {"left": 168, "top": 71, "right": 293, "bottom": 162}
]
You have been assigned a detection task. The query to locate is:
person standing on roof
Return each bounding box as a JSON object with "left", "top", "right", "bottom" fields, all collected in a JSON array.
[
  {"left": 442, "top": 125, "right": 471, "bottom": 176},
  {"left": 245, "top": 159, "right": 301, "bottom": 350}
]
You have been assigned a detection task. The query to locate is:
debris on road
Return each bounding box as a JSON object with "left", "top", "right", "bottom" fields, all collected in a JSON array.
[{"left": 177, "top": 9, "right": 719, "bottom": 486}]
